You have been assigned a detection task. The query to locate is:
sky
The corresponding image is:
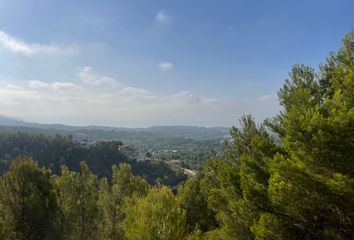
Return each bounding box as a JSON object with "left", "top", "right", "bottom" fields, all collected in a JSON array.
[{"left": 0, "top": 0, "right": 353, "bottom": 127}]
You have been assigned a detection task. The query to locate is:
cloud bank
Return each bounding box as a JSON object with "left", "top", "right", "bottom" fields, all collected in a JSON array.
[{"left": 0, "top": 67, "right": 280, "bottom": 127}]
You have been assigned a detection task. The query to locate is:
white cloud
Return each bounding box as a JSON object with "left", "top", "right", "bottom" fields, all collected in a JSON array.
[
  {"left": 77, "top": 66, "right": 117, "bottom": 85},
  {"left": 0, "top": 31, "right": 32, "bottom": 54},
  {"left": 158, "top": 62, "right": 174, "bottom": 71},
  {"left": 29, "top": 80, "right": 79, "bottom": 91},
  {"left": 155, "top": 10, "right": 171, "bottom": 24},
  {"left": 120, "top": 87, "right": 152, "bottom": 96},
  {"left": 0, "top": 31, "right": 61, "bottom": 55},
  {"left": 29, "top": 80, "right": 50, "bottom": 89},
  {"left": 173, "top": 91, "right": 217, "bottom": 104},
  {"left": 51, "top": 82, "right": 80, "bottom": 91}
]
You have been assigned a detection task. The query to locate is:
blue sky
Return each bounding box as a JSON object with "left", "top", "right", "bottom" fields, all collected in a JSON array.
[{"left": 0, "top": 0, "right": 353, "bottom": 127}]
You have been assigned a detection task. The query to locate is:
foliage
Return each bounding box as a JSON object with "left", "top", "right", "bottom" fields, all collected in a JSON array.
[
  {"left": 0, "top": 157, "right": 57, "bottom": 240},
  {"left": 177, "top": 177, "right": 217, "bottom": 232},
  {"left": 53, "top": 162, "right": 100, "bottom": 240},
  {"left": 123, "top": 186, "right": 187, "bottom": 240},
  {"left": 264, "top": 30, "right": 354, "bottom": 239},
  {"left": 0, "top": 133, "right": 185, "bottom": 186},
  {"left": 98, "top": 163, "right": 149, "bottom": 240}
]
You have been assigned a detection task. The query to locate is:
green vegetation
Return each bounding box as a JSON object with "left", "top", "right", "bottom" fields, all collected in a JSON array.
[
  {"left": 124, "top": 186, "right": 187, "bottom": 240},
  {"left": 0, "top": 31, "right": 353, "bottom": 239},
  {"left": 0, "top": 124, "right": 224, "bottom": 171},
  {"left": 151, "top": 140, "right": 220, "bottom": 170},
  {"left": 0, "top": 133, "right": 185, "bottom": 186},
  {"left": 0, "top": 158, "right": 57, "bottom": 240}
]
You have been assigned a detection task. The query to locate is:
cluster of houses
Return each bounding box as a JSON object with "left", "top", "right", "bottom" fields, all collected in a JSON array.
[
  {"left": 118, "top": 144, "right": 139, "bottom": 159},
  {"left": 72, "top": 133, "right": 198, "bottom": 176}
]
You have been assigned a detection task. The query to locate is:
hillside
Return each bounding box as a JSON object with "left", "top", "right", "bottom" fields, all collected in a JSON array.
[{"left": 0, "top": 132, "right": 186, "bottom": 186}]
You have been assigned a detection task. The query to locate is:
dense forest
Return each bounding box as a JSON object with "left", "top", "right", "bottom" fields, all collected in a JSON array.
[
  {"left": 0, "top": 124, "right": 224, "bottom": 170},
  {"left": 0, "top": 133, "right": 185, "bottom": 186},
  {"left": 0, "top": 31, "right": 353, "bottom": 240}
]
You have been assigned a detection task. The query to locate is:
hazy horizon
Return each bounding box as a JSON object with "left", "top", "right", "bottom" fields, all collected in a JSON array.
[
  {"left": 0, "top": 113, "right": 231, "bottom": 128},
  {"left": 0, "top": 0, "right": 353, "bottom": 127}
]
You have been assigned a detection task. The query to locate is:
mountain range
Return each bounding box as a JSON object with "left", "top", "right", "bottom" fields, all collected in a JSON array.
[{"left": 0, "top": 115, "right": 230, "bottom": 141}]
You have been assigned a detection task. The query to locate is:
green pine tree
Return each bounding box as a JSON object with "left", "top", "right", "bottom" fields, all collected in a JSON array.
[
  {"left": 177, "top": 177, "right": 217, "bottom": 233},
  {"left": 0, "top": 157, "right": 57, "bottom": 240},
  {"left": 200, "top": 115, "right": 281, "bottom": 240},
  {"left": 98, "top": 163, "right": 149, "bottom": 240},
  {"left": 54, "top": 162, "right": 100, "bottom": 240},
  {"left": 123, "top": 185, "right": 187, "bottom": 240},
  {"left": 264, "top": 30, "right": 354, "bottom": 239}
]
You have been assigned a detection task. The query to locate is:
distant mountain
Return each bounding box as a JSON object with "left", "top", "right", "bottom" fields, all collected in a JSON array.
[
  {"left": 0, "top": 115, "right": 230, "bottom": 141},
  {"left": 0, "top": 115, "right": 126, "bottom": 131},
  {"left": 0, "top": 115, "right": 26, "bottom": 126}
]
